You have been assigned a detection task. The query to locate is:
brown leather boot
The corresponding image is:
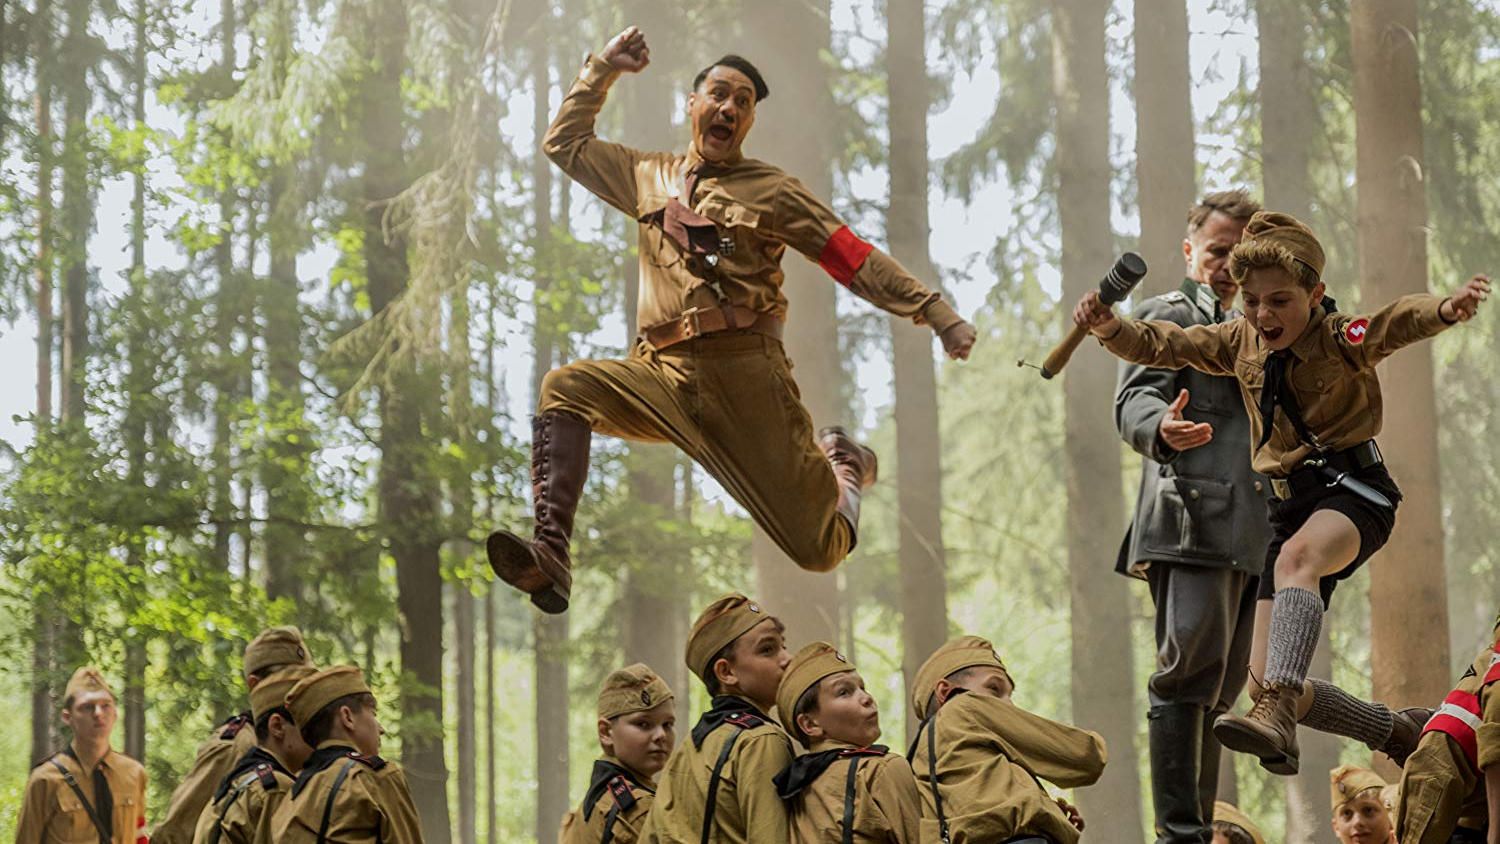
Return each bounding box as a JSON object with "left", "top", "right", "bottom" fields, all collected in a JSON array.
[
  {"left": 1380, "top": 707, "right": 1435, "bottom": 767},
  {"left": 1213, "top": 684, "right": 1301, "bottom": 775},
  {"left": 818, "top": 427, "right": 878, "bottom": 549},
  {"left": 486, "top": 411, "right": 590, "bottom": 614}
]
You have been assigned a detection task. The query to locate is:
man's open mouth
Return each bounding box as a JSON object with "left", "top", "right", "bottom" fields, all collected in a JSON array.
[{"left": 708, "top": 125, "right": 734, "bottom": 142}]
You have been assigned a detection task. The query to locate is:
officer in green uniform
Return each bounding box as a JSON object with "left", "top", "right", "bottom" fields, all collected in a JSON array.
[
  {"left": 641, "top": 593, "right": 794, "bottom": 843},
  {"left": 270, "top": 665, "right": 424, "bottom": 843},
  {"left": 561, "top": 663, "right": 676, "bottom": 843},
  {"left": 155, "top": 626, "right": 315, "bottom": 844}
]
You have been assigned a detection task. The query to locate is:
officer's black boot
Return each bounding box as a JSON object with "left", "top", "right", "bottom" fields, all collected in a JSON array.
[
  {"left": 1198, "top": 711, "right": 1225, "bottom": 825},
  {"left": 1149, "top": 703, "right": 1211, "bottom": 844},
  {"left": 818, "top": 426, "right": 878, "bottom": 549},
  {"left": 486, "top": 410, "right": 591, "bottom": 614}
]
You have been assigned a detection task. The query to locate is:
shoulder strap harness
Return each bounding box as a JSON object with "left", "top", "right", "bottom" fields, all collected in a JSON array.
[
  {"left": 700, "top": 712, "right": 763, "bottom": 844},
  {"left": 48, "top": 758, "right": 111, "bottom": 844}
]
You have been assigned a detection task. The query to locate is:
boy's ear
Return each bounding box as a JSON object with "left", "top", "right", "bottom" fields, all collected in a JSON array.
[
  {"left": 933, "top": 679, "right": 956, "bottom": 707},
  {"left": 597, "top": 717, "right": 614, "bottom": 752},
  {"left": 795, "top": 710, "right": 823, "bottom": 742},
  {"left": 712, "top": 656, "right": 737, "bottom": 691}
]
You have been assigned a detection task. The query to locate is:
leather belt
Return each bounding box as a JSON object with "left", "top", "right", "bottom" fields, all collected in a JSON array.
[
  {"left": 1271, "top": 440, "right": 1383, "bottom": 500},
  {"left": 641, "top": 305, "right": 784, "bottom": 350}
]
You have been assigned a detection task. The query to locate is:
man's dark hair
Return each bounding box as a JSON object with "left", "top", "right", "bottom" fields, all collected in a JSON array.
[
  {"left": 1210, "top": 821, "right": 1254, "bottom": 844},
  {"left": 254, "top": 707, "right": 293, "bottom": 744},
  {"left": 299, "top": 692, "right": 376, "bottom": 747},
  {"left": 1186, "top": 189, "right": 1261, "bottom": 234},
  {"left": 693, "top": 54, "right": 770, "bottom": 103}
]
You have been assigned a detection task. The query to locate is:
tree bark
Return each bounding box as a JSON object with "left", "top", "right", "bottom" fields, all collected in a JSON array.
[
  {"left": 359, "top": 0, "right": 452, "bottom": 834},
  {"left": 1053, "top": 0, "right": 1144, "bottom": 832},
  {"left": 455, "top": 586, "right": 478, "bottom": 844},
  {"left": 1133, "top": 0, "right": 1196, "bottom": 294},
  {"left": 885, "top": 0, "right": 950, "bottom": 742},
  {"left": 58, "top": 0, "right": 90, "bottom": 425},
  {"left": 209, "top": 0, "right": 238, "bottom": 572},
  {"left": 30, "top": 0, "right": 56, "bottom": 768},
  {"left": 1350, "top": 0, "right": 1450, "bottom": 761},
  {"left": 743, "top": 0, "right": 844, "bottom": 647},
  {"left": 485, "top": 589, "right": 497, "bottom": 844}
]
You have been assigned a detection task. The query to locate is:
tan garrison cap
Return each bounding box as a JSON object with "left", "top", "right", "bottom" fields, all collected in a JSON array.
[
  {"left": 776, "top": 642, "right": 856, "bottom": 745},
  {"left": 244, "top": 626, "right": 312, "bottom": 679},
  {"left": 685, "top": 593, "right": 776, "bottom": 685},
  {"left": 284, "top": 665, "right": 372, "bottom": 727},
  {"left": 1213, "top": 801, "right": 1266, "bottom": 844},
  {"left": 250, "top": 665, "right": 319, "bottom": 722},
  {"left": 598, "top": 663, "right": 674, "bottom": 721},
  {"left": 912, "top": 635, "right": 1010, "bottom": 720},
  {"left": 1238, "top": 210, "right": 1326, "bottom": 279},
  {"left": 64, "top": 667, "right": 114, "bottom": 704},
  {"left": 1330, "top": 764, "right": 1387, "bottom": 812}
]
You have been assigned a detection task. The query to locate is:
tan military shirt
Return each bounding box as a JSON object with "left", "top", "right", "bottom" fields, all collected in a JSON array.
[
  {"left": 560, "top": 756, "right": 656, "bottom": 844},
  {"left": 545, "top": 56, "right": 962, "bottom": 338},
  {"left": 190, "top": 749, "right": 294, "bottom": 844},
  {"left": 154, "top": 714, "right": 257, "bottom": 844},
  {"left": 640, "top": 699, "right": 795, "bottom": 843},
  {"left": 16, "top": 747, "right": 148, "bottom": 844},
  {"left": 909, "top": 692, "right": 1107, "bottom": 844},
  {"left": 271, "top": 742, "right": 423, "bottom": 843},
  {"left": 1101, "top": 294, "right": 1451, "bottom": 476},
  {"left": 785, "top": 742, "right": 922, "bottom": 844}
]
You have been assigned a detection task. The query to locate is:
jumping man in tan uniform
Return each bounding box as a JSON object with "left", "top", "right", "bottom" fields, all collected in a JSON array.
[
  {"left": 486, "top": 26, "right": 978, "bottom": 613},
  {"left": 908, "top": 636, "right": 1106, "bottom": 844},
  {"left": 561, "top": 664, "right": 677, "bottom": 844},
  {"left": 773, "top": 642, "right": 921, "bottom": 843},
  {"left": 1075, "top": 211, "right": 1490, "bottom": 775},
  {"left": 1395, "top": 611, "right": 1500, "bottom": 844},
  {"left": 17, "top": 667, "right": 148, "bottom": 844},
  {"left": 271, "top": 665, "right": 424, "bottom": 843},
  {"left": 155, "top": 626, "right": 315, "bottom": 844},
  {"left": 191, "top": 665, "right": 318, "bottom": 844},
  {"left": 641, "top": 594, "right": 795, "bottom": 843}
]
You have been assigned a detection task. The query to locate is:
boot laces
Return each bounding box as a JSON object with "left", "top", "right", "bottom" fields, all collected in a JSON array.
[{"left": 1246, "top": 685, "right": 1282, "bottom": 720}]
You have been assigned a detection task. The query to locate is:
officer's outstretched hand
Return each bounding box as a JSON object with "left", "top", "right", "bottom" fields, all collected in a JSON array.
[
  {"left": 1158, "top": 388, "right": 1213, "bottom": 452},
  {"left": 941, "top": 320, "right": 977, "bottom": 361},
  {"left": 601, "top": 26, "right": 651, "bottom": 73},
  {"left": 1441, "top": 273, "right": 1490, "bottom": 322},
  {"left": 1056, "top": 797, "right": 1085, "bottom": 832},
  {"left": 1073, "top": 290, "right": 1121, "bottom": 338}
]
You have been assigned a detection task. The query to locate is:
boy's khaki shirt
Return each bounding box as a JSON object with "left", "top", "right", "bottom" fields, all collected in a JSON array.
[
  {"left": 909, "top": 692, "right": 1107, "bottom": 844},
  {"left": 155, "top": 715, "right": 256, "bottom": 844},
  {"left": 190, "top": 751, "right": 292, "bottom": 844},
  {"left": 545, "top": 56, "right": 961, "bottom": 337},
  {"left": 785, "top": 741, "right": 921, "bottom": 844},
  {"left": 16, "top": 748, "right": 148, "bottom": 844},
  {"left": 1101, "top": 294, "right": 1450, "bottom": 477},
  {"left": 559, "top": 756, "right": 656, "bottom": 844},
  {"left": 270, "top": 742, "right": 423, "bottom": 844}
]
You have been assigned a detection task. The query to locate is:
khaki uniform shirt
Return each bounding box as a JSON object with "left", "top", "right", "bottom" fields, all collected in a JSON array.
[
  {"left": 1397, "top": 613, "right": 1500, "bottom": 838},
  {"left": 559, "top": 756, "right": 656, "bottom": 844},
  {"left": 545, "top": 56, "right": 961, "bottom": 337},
  {"left": 155, "top": 714, "right": 257, "bottom": 844},
  {"left": 271, "top": 742, "right": 424, "bottom": 844},
  {"left": 909, "top": 692, "right": 1107, "bottom": 844},
  {"left": 784, "top": 741, "right": 922, "bottom": 844},
  {"left": 641, "top": 699, "right": 795, "bottom": 843},
  {"left": 190, "top": 748, "right": 294, "bottom": 844},
  {"left": 1101, "top": 294, "right": 1452, "bottom": 477},
  {"left": 16, "top": 747, "right": 148, "bottom": 844}
]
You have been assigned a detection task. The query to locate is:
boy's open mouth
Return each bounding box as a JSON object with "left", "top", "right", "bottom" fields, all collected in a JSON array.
[{"left": 1261, "top": 326, "right": 1284, "bottom": 342}]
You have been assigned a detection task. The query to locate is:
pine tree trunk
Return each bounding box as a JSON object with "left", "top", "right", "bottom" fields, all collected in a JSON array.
[
  {"left": 1133, "top": 0, "right": 1195, "bottom": 294},
  {"left": 58, "top": 0, "right": 89, "bottom": 425},
  {"left": 1350, "top": 0, "right": 1450, "bottom": 757},
  {"left": 360, "top": 0, "right": 452, "bottom": 834},
  {"left": 451, "top": 278, "right": 478, "bottom": 844},
  {"left": 485, "top": 589, "right": 497, "bottom": 844},
  {"left": 210, "top": 0, "right": 237, "bottom": 571},
  {"left": 1053, "top": 0, "right": 1144, "bottom": 832},
  {"left": 30, "top": 0, "right": 56, "bottom": 767},
  {"left": 885, "top": 0, "right": 950, "bottom": 742},
  {"left": 744, "top": 0, "right": 844, "bottom": 646},
  {"left": 455, "top": 586, "right": 478, "bottom": 844}
]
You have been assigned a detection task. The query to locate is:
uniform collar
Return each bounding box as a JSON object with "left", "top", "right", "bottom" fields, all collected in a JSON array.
[
  {"left": 1179, "top": 277, "right": 1225, "bottom": 323},
  {"left": 690, "top": 695, "right": 771, "bottom": 749},
  {"left": 62, "top": 742, "right": 114, "bottom": 774},
  {"left": 684, "top": 146, "right": 744, "bottom": 173},
  {"left": 581, "top": 755, "right": 652, "bottom": 820},
  {"left": 772, "top": 741, "right": 887, "bottom": 799},
  {"left": 213, "top": 746, "right": 291, "bottom": 802},
  {"left": 1286, "top": 303, "right": 1329, "bottom": 361}
]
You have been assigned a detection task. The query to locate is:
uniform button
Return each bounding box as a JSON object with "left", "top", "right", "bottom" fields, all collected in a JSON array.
[
  {"left": 1317, "top": 379, "right": 1325, "bottom": 388},
  {"left": 1254, "top": 481, "right": 1264, "bottom": 493},
  {"left": 1189, "top": 489, "right": 1200, "bottom": 500}
]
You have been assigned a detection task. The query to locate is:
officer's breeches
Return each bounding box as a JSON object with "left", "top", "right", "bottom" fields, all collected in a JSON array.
[{"left": 537, "top": 331, "right": 852, "bottom": 572}]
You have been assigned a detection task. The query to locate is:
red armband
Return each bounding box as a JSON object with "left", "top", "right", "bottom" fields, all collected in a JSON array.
[{"left": 818, "top": 226, "right": 875, "bottom": 287}]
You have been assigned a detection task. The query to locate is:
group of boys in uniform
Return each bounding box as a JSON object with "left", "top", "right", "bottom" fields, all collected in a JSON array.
[{"left": 17, "top": 627, "right": 424, "bottom": 844}]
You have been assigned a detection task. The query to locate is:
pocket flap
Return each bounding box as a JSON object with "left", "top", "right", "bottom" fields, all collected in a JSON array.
[{"left": 697, "top": 198, "right": 761, "bottom": 228}]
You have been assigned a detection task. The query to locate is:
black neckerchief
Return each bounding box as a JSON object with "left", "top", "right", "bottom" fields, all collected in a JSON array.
[
  {"left": 213, "top": 746, "right": 292, "bottom": 802},
  {"left": 60, "top": 746, "right": 114, "bottom": 842},
  {"left": 292, "top": 744, "right": 359, "bottom": 798},
  {"left": 773, "top": 745, "right": 888, "bottom": 799},
  {"left": 581, "top": 758, "right": 652, "bottom": 821},
  {"left": 691, "top": 696, "right": 769, "bottom": 749}
]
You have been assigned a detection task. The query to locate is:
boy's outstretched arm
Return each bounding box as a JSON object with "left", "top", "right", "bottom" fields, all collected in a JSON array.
[
  {"left": 1350, "top": 274, "right": 1490, "bottom": 366},
  {"left": 1071, "top": 290, "right": 1240, "bottom": 376}
]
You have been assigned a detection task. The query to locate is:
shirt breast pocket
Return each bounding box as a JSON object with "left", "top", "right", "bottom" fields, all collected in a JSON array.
[
  {"left": 49, "top": 792, "right": 98, "bottom": 844},
  {"left": 697, "top": 199, "right": 766, "bottom": 263},
  {"left": 1289, "top": 359, "right": 1346, "bottom": 428},
  {"left": 1233, "top": 357, "right": 1264, "bottom": 404}
]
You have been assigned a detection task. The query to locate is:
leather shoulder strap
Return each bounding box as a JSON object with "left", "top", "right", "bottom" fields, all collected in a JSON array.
[
  {"left": 600, "top": 802, "right": 622, "bottom": 844},
  {"left": 924, "top": 716, "right": 950, "bottom": 844},
  {"left": 700, "top": 727, "right": 745, "bottom": 844},
  {"left": 48, "top": 759, "right": 110, "bottom": 844},
  {"left": 317, "top": 760, "right": 359, "bottom": 844},
  {"left": 841, "top": 756, "right": 861, "bottom": 844}
]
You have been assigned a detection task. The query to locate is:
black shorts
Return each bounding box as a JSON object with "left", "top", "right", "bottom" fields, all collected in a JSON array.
[{"left": 1257, "top": 463, "right": 1402, "bottom": 606}]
